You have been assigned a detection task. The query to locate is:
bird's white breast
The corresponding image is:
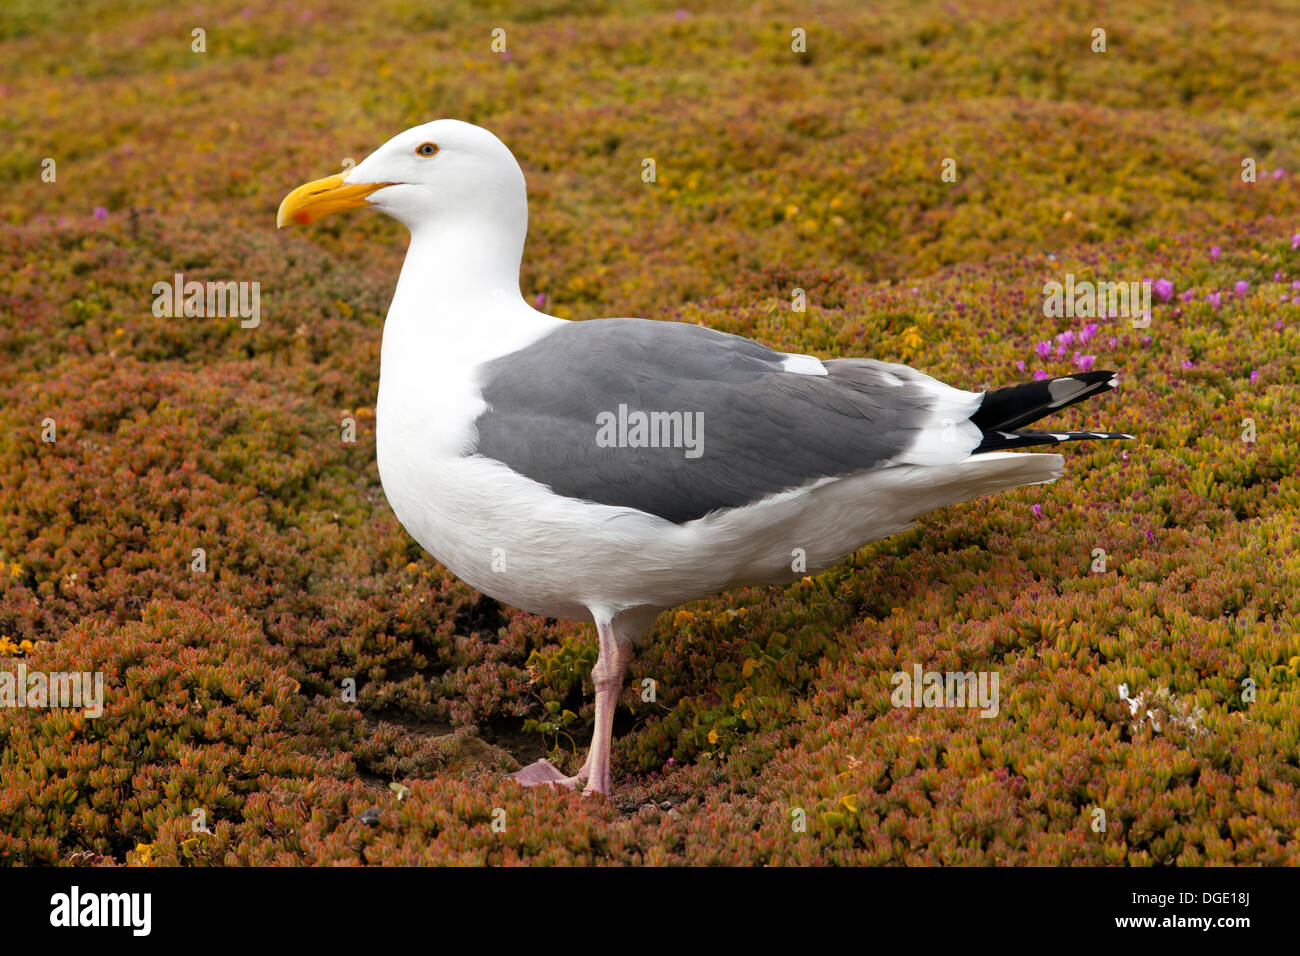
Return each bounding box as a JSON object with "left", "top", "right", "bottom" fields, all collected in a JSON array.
[{"left": 373, "top": 298, "right": 595, "bottom": 617}]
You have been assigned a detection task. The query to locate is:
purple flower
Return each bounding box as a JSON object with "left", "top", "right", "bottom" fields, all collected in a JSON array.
[
  {"left": 1121, "top": 450, "right": 1129, "bottom": 461},
  {"left": 1210, "top": 246, "right": 1221, "bottom": 260},
  {"left": 1207, "top": 291, "right": 1222, "bottom": 309},
  {"left": 92, "top": 206, "right": 107, "bottom": 220},
  {"left": 1073, "top": 353, "right": 1096, "bottom": 372},
  {"left": 954, "top": 301, "right": 966, "bottom": 313},
  {"left": 1146, "top": 529, "right": 1156, "bottom": 545},
  {"left": 1234, "top": 280, "right": 1249, "bottom": 295},
  {"left": 1181, "top": 359, "right": 1194, "bottom": 369},
  {"left": 1055, "top": 343, "right": 1067, "bottom": 358},
  {"left": 1292, "top": 233, "right": 1300, "bottom": 250},
  {"left": 1274, "top": 272, "right": 1284, "bottom": 282},
  {"left": 1276, "top": 319, "right": 1284, "bottom": 330},
  {"left": 1292, "top": 280, "right": 1300, "bottom": 290},
  {"left": 1032, "top": 369, "right": 1050, "bottom": 381},
  {"left": 1032, "top": 504, "right": 1042, "bottom": 518},
  {"left": 1250, "top": 369, "right": 1260, "bottom": 384},
  {"left": 1153, "top": 278, "right": 1174, "bottom": 302},
  {"left": 1273, "top": 168, "right": 1285, "bottom": 180},
  {"left": 1035, "top": 341, "right": 1051, "bottom": 359},
  {"left": 1179, "top": 290, "right": 1196, "bottom": 302},
  {"left": 1108, "top": 337, "right": 1118, "bottom": 347},
  {"left": 1016, "top": 359, "right": 1026, "bottom": 373},
  {"left": 674, "top": 8, "right": 688, "bottom": 19},
  {"left": 1142, "top": 335, "right": 1153, "bottom": 345},
  {"left": 534, "top": 292, "right": 548, "bottom": 310}
]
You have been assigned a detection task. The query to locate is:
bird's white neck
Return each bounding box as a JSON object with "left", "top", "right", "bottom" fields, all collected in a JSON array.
[
  {"left": 380, "top": 215, "right": 561, "bottom": 379},
  {"left": 394, "top": 217, "right": 526, "bottom": 309}
]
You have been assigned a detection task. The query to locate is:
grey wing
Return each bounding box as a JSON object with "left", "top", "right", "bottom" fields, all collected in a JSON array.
[{"left": 470, "top": 318, "right": 980, "bottom": 524}]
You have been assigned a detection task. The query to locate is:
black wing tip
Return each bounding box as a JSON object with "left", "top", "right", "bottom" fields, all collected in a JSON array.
[
  {"left": 975, "top": 428, "right": 1135, "bottom": 452},
  {"left": 1096, "top": 370, "right": 1119, "bottom": 388},
  {"left": 972, "top": 368, "right": 1125, "bottom": 434}
]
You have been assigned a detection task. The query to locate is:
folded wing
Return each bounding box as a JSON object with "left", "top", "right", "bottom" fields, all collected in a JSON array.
[{"left": 470, "top": 318, "right": 983, "bottom": 523}]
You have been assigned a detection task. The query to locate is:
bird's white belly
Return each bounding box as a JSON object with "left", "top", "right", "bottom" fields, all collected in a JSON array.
[{"left": 377, "top": 450, "right": 585, "bottom": 620}]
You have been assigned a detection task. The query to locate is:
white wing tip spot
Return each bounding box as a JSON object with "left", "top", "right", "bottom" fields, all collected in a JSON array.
[{"left": 781, "top": 353, "right": 828, "bottom": 376}]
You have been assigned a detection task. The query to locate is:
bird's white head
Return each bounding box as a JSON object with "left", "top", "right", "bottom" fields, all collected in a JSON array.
[{"left": 277, "top": 119, "right": 527, "bottom": 235}]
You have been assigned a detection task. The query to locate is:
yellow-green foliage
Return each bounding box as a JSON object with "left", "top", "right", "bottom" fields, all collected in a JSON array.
[{"left": 1, "top": 0, "right": 1298, "bottom": 864}]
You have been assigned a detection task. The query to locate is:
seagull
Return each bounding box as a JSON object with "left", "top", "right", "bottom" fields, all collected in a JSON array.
[{"left": 278, "top": 120, "right": 1132, "bottom": 796}]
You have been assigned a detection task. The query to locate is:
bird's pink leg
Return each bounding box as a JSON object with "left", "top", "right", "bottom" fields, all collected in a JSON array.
[
  {"left": 508, "top": 617, "right": 629, "bottom": 795},
  {"left": 582, "top": 618, "right": 629, "bottom": 796}
]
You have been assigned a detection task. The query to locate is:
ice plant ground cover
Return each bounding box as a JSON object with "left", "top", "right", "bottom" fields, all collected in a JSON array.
[{"left": 0, "top": 0, "right": 1298, "bottom": 865}]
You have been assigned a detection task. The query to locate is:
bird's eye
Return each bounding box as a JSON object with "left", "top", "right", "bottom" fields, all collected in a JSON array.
[{"left": 416, "top": 142, "right": 439, "bottom": 158}]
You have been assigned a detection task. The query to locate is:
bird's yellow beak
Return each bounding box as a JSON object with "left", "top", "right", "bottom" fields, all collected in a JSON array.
[{"left": 276, "top": 173, "right": 394, "bottom": 227}]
